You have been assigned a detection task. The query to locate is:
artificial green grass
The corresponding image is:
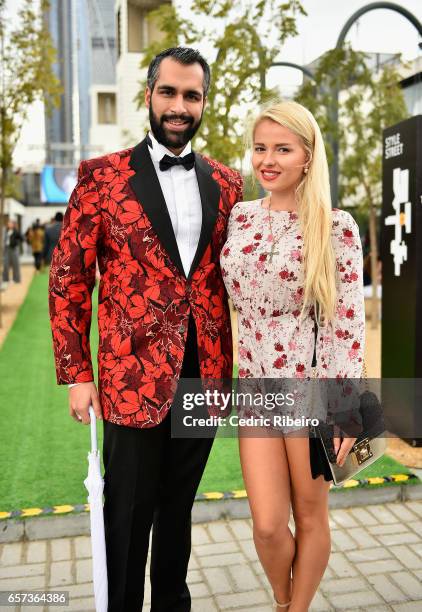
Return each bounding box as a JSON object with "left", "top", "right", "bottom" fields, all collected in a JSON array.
[
  {"left": 198, "top": 438, "right": 243, "bottom": 493},
  {"left": 0, "top": 270, "right": 417, "bottom": 514},
  {"left": 0, "top": 270, "right": 99, "bottom": 511}
]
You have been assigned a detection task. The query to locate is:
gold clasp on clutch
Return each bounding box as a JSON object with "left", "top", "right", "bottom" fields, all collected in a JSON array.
[{"left": 354, "top": 438, "right": 373, "bottom": 465}]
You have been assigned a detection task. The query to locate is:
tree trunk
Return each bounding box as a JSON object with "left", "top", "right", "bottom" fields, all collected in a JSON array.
[
  {"left": 361, "top": 177, "right": 379, "bottom": 330},
  {"left": 368, "top": 201, "right": 379, "bottom": 329}
]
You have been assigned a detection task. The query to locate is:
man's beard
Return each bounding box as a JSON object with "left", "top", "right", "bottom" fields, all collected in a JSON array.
[{"left": 149, "top": 103, "right": 203, "bottom": 150}]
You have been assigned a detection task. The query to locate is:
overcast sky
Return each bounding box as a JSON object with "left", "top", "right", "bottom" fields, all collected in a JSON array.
[{"left": 12, "top": 0, "right": 422, "bottom": 166}]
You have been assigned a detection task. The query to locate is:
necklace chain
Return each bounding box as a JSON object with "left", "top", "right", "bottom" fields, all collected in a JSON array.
[
  {"left": 267, "top": 196, "right": 275, "bottom": 242},
  {"left": 265, "top": 196, "right": 282, "bottom": 263}
]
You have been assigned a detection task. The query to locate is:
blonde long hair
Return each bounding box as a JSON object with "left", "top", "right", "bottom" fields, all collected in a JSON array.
[{"left": 251, "top": 100, "right": 336, "bottom": 324}]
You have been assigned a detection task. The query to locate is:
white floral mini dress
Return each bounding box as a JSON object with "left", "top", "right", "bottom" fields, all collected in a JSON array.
[{"left": 220, "top": 199, "right": 365, "bottom": 441}]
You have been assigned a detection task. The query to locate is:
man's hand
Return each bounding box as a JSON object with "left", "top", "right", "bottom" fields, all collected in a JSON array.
[{"left": 69, "top": 382, "right": 102, "bottom": 424}]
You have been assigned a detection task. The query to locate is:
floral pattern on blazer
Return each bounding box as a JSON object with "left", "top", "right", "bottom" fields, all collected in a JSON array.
[{"left": 49, "top": 139, "right": 243, "bottom": 428}]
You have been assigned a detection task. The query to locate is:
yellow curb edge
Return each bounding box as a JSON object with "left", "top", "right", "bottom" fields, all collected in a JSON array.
[{"left": 0, "top": 474, "right": 419, "bottom": 521}]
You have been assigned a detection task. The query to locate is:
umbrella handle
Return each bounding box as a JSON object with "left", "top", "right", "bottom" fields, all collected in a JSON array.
[{"left": 89, "top": 406, "right": 97, "bottom": 453}]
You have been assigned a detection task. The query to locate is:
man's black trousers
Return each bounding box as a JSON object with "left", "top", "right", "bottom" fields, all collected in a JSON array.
[{"left": 103, "top": 315, "right": 214, "bottom": 611}]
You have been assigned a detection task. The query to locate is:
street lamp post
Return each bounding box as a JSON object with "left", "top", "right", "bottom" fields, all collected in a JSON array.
[{"left": 268, "top": 61, "right": 316, "bottom": 83}]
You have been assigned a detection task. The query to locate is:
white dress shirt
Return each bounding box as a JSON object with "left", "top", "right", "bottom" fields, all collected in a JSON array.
[
  {"left": 147, "top": 131, "right": 202, "bottom": 276},
  {"left": 69, "top": 131, "right": 203, "bottom": 388}
]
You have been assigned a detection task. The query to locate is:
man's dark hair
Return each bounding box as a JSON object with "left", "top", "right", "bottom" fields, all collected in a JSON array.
[
  {"left": 54, "top": 212, "right": 63, "bottom": 222},
  {"left": 147, "top": 47, "right": 211, "bottom": 97}
]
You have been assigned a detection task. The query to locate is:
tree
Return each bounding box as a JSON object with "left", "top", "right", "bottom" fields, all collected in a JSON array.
[
  {"left": 295, "top": 46, "right": 408, "bottom": 328},
  {"left": 135, "top": 0, "right": 306, "bottom": 169},
  {"left": 0, "top": 0, "right": 61, "bottom": 326}
]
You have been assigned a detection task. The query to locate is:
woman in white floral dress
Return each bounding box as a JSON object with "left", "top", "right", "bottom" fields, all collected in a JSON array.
[{"left": 220, "top": 101, "right": 365, "bottom": 611}]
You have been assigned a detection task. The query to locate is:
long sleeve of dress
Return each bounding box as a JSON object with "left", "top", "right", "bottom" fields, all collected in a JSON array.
[
  {"left": 317, "top": 209, "right": 365, "bottom": 377},
  {"left": 316, "top": 209, "right": 365, "bottom": 432},
  {"left": 48, "top": 161, "right": 101, "bottom": 384}
]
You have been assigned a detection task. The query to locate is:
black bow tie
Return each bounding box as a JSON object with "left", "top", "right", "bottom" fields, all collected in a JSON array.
[{"left": 159, "top": 152, "right": 195, "bottom": 172}]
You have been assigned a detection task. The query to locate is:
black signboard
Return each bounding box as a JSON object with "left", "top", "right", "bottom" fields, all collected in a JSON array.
[{"left": 381, "top": 115, "right": 422, "bottom": 440}]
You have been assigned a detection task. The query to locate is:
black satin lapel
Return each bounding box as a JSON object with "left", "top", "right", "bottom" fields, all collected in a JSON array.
[
  {"left": 128, "top": 138, "right": 185, "bottom": 277},
  {"left": 188, "top": 154, "right": 221, "bottom": 279}
]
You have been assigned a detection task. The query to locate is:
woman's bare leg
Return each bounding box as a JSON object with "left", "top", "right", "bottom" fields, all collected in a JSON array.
[
  {"left": 239, "top": 429, "right": 294, "bottom": 606},
  {"left": 284, "top": 436, "right": 331, "bottom": 612}
]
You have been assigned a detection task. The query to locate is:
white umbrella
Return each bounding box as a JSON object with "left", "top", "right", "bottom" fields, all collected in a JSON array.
[{"left": 84, "top": 406, "right": 108, "bottom": 612}]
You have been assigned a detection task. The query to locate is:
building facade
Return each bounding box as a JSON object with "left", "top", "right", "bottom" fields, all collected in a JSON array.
[{"left": 44, "top": 0, "right": 119, "bottom": 167}]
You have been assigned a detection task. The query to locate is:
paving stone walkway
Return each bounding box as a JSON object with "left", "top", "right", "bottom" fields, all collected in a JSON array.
[{"left": 0, "top": 500, "right": 422, "bottom": 611}]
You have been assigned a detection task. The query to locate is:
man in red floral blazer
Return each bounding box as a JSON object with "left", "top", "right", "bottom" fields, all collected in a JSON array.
[{"left": 49, "top": 47, "right": 242, "bottom": 611}]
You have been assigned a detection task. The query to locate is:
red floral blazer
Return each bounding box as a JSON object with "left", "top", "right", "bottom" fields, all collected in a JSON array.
[{"left": 48, "top": 138, "right": 243, "bottom": 428}]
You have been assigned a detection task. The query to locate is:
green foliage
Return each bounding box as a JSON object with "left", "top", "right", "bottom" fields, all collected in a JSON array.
[
  {"left": 135, "top": 0, "right": 306, "bottom": 167},
  {"left": 0, "top": 0, "right": 61, "bottom": 181},
  {"left": 295, "top": 45, "right": 409, "bottom": 212},
  {"left": 340, "top": 63, "right": 408, "bottom": 209}
]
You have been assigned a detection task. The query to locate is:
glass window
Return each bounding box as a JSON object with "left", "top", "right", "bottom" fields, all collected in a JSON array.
[{"left": 97, "top": 93, "right": 116, "bottom": 124}]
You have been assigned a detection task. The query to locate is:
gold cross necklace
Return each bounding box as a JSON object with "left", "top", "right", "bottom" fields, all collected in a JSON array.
[{"left": 263, "top": 196, "right": 298, "bottom": 263}]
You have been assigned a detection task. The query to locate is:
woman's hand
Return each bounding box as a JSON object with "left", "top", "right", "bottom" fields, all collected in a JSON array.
[{"left": 333, "top": 427, "right": 357, "bottom": 467}]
